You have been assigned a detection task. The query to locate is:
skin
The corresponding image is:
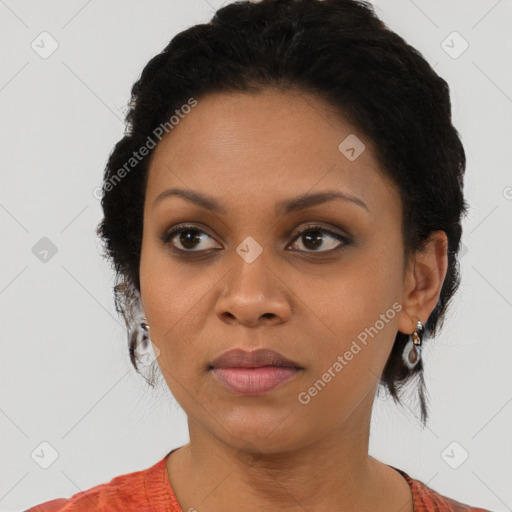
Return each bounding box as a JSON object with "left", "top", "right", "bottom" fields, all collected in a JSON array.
[{"left": 139, "top": 88, "right": 448, "bottom": 512}]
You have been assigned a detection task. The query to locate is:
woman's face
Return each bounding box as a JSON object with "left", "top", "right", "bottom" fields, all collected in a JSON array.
[{"left": 139, "top": 89, "right": 428, "bottom": 453}]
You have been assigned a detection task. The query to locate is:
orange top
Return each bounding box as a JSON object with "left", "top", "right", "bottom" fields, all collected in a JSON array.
[{"left": 25, "top": 448, "right": 491, "bottom": 512}]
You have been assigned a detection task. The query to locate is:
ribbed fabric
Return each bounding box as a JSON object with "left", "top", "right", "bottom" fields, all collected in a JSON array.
[
  {"left": 24, "top": 450, "right": 180, "bottom": 512},
  {"left": 387, "top": 465, "right": 492, "bottom": 512},
  {"left": 25, "top": 450, "right": 491, "bottom": 512}
]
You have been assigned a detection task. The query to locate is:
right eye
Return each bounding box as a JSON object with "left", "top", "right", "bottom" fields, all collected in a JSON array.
[{"left": 163, "top": 225, "right": 221, "bottom": 252}]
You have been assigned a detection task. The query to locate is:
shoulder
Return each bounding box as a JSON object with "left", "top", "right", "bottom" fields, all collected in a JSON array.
[
  {"left": 395, "top": 467, "right": 493, "bottom": 512},
  {"left": 23, "top": 454, "right": 170, "bottom": 512}
]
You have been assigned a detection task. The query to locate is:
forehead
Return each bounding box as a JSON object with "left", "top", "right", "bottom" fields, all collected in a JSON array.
[{"left": 145, "top": 89, "right": 400, "bottom": 217}]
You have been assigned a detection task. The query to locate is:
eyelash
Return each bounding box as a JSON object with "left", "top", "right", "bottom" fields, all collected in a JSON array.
[{"left": 161, "top": 223, "right": 352, "bottom": 257}]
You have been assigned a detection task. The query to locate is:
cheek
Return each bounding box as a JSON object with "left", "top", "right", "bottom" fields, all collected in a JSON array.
[
  {"left": 141, "top": 274, "right": 205, "bottom": 350},
  {"left": 140, "top": 241, "right": 185, "bottom": 349},
  {"left": 140, "top": 232, "right": 196, "bottom": 324},
  {"left": 309, "top": 247, "right": 400, "bottom": 331},
  {"left": 300, "top": 243, "right": 402, "bottom": 383},
  {"left": 294, "top": 291, "right": 400, "bottom": 428},
  {"left": 139, "top": 245, "right": 214, "bottom": 378}
]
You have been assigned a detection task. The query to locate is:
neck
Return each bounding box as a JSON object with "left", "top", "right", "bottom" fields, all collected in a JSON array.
[
  {"left": 165, "top": 393, "right": 412, "bottom": 512},
  {"left": 188, "top": 435, "right": 375, "bottom": 510}
]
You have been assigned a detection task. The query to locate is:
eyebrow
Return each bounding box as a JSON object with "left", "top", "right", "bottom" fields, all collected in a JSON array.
[{"left": 152, "top": 187, "right": 369, "bottom": 215}]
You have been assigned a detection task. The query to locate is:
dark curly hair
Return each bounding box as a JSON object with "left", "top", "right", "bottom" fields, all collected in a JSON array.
[{"left": 96, "top": 0, "right": 468, "bottom": 426}]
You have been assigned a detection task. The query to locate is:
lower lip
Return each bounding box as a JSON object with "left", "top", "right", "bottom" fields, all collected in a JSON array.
[{"left": 211, "top": 366, "right": 300, "bottom": 395}]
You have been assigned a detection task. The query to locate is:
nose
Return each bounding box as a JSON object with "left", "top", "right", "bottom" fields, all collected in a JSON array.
[{"left": 214, "top": 250, "right": 292, "bottom": 327}]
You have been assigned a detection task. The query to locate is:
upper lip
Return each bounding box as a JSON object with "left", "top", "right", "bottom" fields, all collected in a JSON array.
[{"left": 210, "top": 348, "right": 302, "bottom": 369}]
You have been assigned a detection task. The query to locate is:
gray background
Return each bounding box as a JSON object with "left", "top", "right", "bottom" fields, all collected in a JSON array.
[{"left": 1, "top": 0, "right": 511, "bottom": 511}]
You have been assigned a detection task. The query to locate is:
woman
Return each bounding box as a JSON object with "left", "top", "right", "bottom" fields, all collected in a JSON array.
[{"left": 26, "top": 0, "right": 493, "bottom": 510}]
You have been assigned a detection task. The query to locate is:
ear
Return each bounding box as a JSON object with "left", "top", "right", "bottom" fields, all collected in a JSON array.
[{"left": 397, "top": 230, "right": 449, "bottom": 334}]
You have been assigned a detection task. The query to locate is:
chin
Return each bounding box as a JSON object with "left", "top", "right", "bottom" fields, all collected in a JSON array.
[{"left": 211, "top": 416, "right": 308, "bottom": 455}]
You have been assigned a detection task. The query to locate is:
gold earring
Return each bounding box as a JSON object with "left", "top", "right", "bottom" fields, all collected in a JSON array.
[{"left": 402, "top": 320, "right": 424, "bottom": 370}]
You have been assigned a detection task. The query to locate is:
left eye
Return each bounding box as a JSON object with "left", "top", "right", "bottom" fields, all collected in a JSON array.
[{"left": 288, "top": 226, "right": 349, "bottom": 252}]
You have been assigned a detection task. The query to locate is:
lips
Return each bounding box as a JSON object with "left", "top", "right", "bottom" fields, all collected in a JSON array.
[
  {"left": 209, "top": 348, "right": 302, "bottom": 395},
  {"left": 209, "top": 348, "right": 301, "bottom": 370}
]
